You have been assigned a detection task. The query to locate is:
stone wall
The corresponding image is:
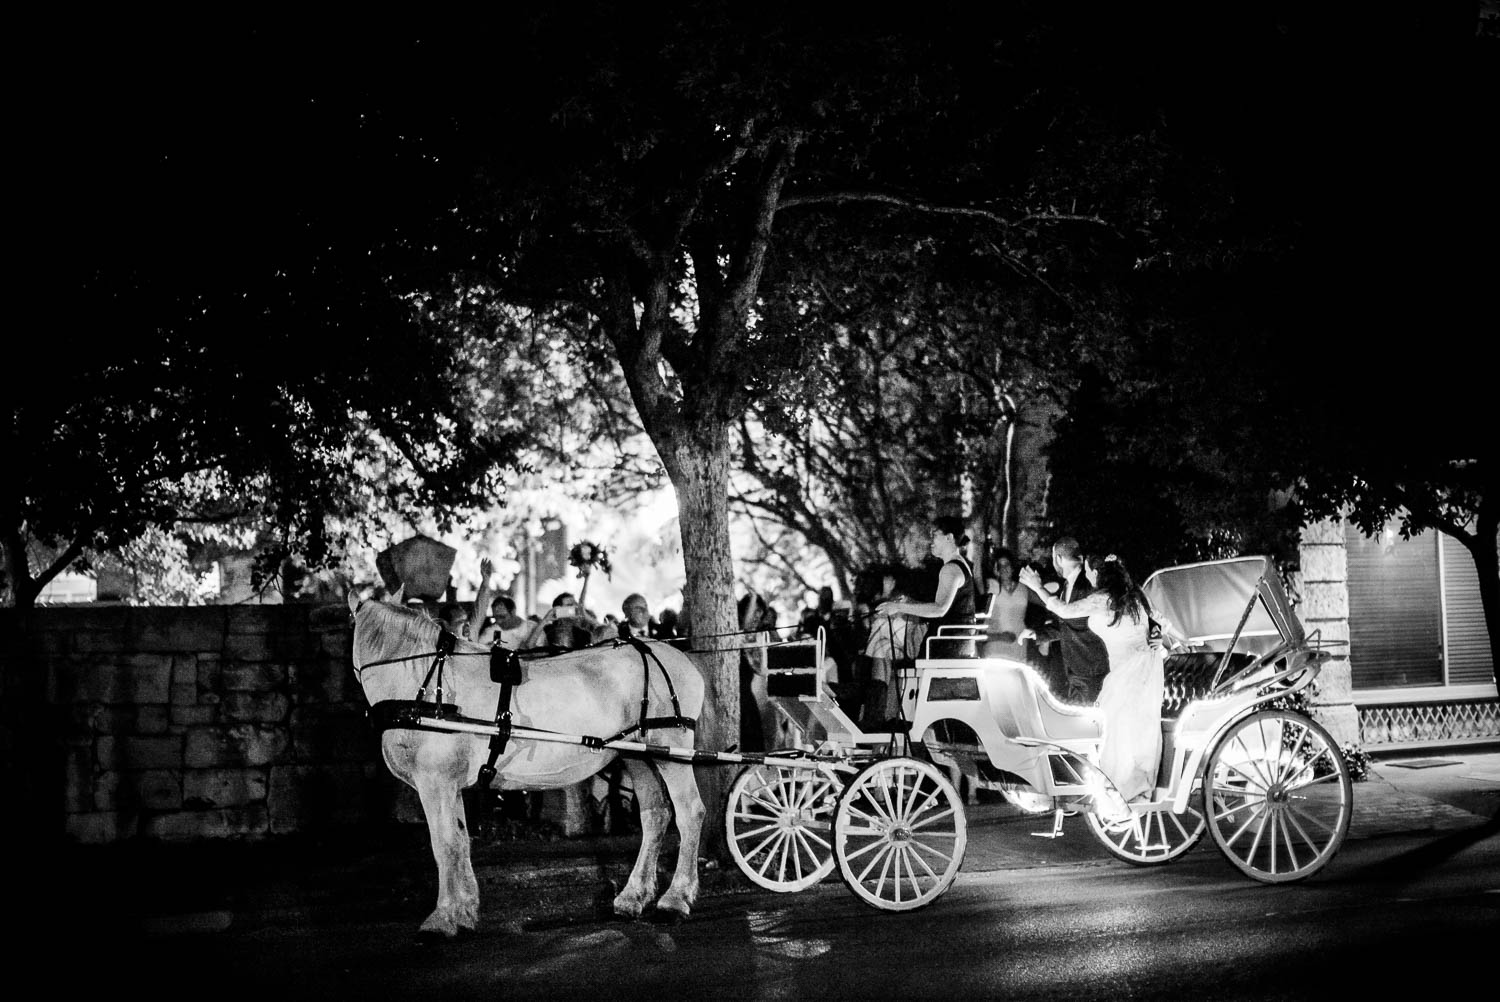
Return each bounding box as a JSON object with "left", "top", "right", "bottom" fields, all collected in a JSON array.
[
  {"left": 1297, "top": 519, "right": 1360, "bottom": 749},
  {"left": 0, "top": 603, "right": 399, "bottom": 844}
]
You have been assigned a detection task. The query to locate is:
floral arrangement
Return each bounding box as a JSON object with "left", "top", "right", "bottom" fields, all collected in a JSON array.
[{"left": 568, "top": 540, "right": 612, "bottom": 579}]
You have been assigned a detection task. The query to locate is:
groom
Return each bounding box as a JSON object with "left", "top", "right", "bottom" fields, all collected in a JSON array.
[{"left": 1026, "top": 537, "right": 1110, "bottom": 704}]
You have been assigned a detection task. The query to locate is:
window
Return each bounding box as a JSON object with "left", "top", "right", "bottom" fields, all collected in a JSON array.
[{"left": 1347, "top": 524, "right": 1442, "bottom": 689}]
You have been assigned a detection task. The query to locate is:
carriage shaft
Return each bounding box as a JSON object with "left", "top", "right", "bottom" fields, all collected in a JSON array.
[{"left": 396, "top": 713, "right": 830, "bottom": 770}]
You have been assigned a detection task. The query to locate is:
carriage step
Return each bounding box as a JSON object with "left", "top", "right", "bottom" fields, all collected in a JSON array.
[{"left": 1031, "top": 809, "right": 1069, "bottom": 838}]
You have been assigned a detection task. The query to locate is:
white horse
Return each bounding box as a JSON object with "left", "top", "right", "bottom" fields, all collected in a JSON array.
[{"left": 348, "top": 593, "right": 706, "bottom": 937}]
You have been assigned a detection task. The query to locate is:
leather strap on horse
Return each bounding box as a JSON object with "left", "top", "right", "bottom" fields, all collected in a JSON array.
[
  {"left": 475, "top": 645, "right": 524, "bottom": 791},
  {"left": 601, "top": 636, "right": 696, "bottom": 744},
  {"left": 415, "top": 628, "right": 457, "bottom": 713}
]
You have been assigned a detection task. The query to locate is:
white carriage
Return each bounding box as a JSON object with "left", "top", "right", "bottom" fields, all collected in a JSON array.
[{"left": 725, "top": 555, "right": 1354, "bottom": 910}]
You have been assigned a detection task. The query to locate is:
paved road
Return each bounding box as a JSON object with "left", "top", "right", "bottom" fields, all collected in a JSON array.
[
  {"left": 38, "top": 747, "right": 1500, "bottom": 941},
  {"left": 72, "top": 815, "right": 1499, "bottom": 1002}
]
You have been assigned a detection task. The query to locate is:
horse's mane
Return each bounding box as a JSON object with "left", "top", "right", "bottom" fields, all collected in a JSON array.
[{"left": 358, "top": 599, "right": 495, "bottom": 665}]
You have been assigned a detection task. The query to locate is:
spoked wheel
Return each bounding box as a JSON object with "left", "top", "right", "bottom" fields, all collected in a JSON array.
[
  {"left": 1086, "top": 795, "right": 1206, "bottom": 865},
  {"left": 725, "top": 763, "right": 840, "bottom": 892},
  {"left": 833, "top": 757, "right": 967, "bottom": 911},
  {"left": 1203, "top": 710, "right": 1352, "bottom": 883}
]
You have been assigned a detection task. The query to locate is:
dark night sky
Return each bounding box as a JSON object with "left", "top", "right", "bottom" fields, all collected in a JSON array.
[{"left": 19, "top": 7, "right": 1495, "bottom": 383}]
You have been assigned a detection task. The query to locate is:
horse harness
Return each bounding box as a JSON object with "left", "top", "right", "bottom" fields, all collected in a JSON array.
[{"left": 364, "top": 632, "right": 696, "bottom": 789}]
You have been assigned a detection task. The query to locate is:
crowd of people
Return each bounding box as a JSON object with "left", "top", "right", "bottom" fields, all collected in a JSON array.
[{"left": 413, "top": 516, "right": 1167, "bottom": 832}]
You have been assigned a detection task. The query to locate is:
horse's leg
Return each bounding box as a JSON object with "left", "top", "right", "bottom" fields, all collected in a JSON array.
[
  {"left": 562, "top": 780, "right": 594, "bottom": 837},
  {"left": 653, "top": 757, "right": 705, "bottom": 921},
  {"left": 413, "top": 770, "right": 481, "bottom": 938},
  {"left": 612, "top": 756, "right": 666, "bottom": 918}
]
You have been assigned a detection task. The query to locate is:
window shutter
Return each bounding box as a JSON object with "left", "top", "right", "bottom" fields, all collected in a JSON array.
[
  {"left": 1441, "top": 533, "right": 1495, "bottom": 686},
  {"left": 1347, "top": 524, "right": 1443, "bottom": 689}
]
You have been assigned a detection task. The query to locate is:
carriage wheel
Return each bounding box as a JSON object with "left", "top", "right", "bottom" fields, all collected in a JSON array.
[
  {"left": 1203, "top": 710, "right": 1351, "bottom": 883},
  {"left": 1085, "top": 796, "right": 1206, "bottom": 865},
  {"left": 833, "top": 757, "right": 967, "bottom": 911},
  {"left": 725, "top": 764, "right": 839, "bottom": 892}
]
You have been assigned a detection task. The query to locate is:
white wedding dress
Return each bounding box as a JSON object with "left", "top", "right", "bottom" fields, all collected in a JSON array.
[
  {"left": 1088, "top": 604, "right": 1165, "bottom": 801},
  {"left": 1045, "top": 590, "right": 1165, "bottom": 802}
]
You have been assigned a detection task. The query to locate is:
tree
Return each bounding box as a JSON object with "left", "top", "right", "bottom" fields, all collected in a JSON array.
[
  {"left": 357, "top": 5, "right": 1211, "bottom": 850},
  {"left": 1041, "top": 6, "right": 1500, "bottom": 684},
  {"left": 8, "top": 40, "right": 526, "bottom": 609},
  {"left": 729, "top": 224, "right": 1088, "bottom": 593}
]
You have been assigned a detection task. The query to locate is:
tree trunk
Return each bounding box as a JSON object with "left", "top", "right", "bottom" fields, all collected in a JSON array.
[{"left": 655, "top": 418, "right": 739, "bottom": 860}]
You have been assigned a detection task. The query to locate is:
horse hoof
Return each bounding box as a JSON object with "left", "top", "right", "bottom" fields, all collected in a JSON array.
[{"left": 416, "top": 928, "right": 455, "bottom": 945}]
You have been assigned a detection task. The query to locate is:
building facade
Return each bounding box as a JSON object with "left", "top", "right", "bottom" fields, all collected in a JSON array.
[{"left": 1300, "top": 517, "right": 1498, "bottom": 752}]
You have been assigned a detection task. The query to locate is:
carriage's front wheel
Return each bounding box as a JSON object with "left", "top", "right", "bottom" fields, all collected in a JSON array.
[
  {"left": 1086, "top": 795, "right": 1206, "bottom": 865},
  {"left": 833, "top": 757, "right": 966, "bottom": 911},
  {"left": 725, "top": 763, "right": 839, "bottom": 892},
  {"left": 1203, "top": 710, "right": 1352, "bottom": 883}
]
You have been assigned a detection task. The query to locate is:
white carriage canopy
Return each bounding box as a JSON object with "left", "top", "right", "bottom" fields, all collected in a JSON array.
[{"left": 1142, "top": 556, "right": 1303, "bottom": 657}]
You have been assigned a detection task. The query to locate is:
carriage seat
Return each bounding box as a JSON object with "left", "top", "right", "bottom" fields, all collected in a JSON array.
[
  {"left": 981, "top": 662, "right": 1103, "bottom": 743},
  {"left": 1161, "top": 651, "right": 1256, "bottom": 719}
]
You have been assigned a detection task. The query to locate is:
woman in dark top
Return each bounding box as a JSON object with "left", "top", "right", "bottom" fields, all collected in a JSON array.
[
  {"left": 878, "top": 515, "right": 976, "bottom": 629},
  {"left": 870, "top": 516, "right": 978, "bottom": 721}
]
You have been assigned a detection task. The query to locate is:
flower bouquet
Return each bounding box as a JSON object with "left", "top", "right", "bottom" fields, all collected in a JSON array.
[
  {"left": 568, "top": 540, "right": 611, "bottom": 611},
  {"left": 568, "top": 541, "right": 612, "bottom": 580}
]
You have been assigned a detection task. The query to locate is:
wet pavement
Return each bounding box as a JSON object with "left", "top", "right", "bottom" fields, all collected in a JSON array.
[{"left": 45, "top": 745, "right": 1500, "bottom": 939}]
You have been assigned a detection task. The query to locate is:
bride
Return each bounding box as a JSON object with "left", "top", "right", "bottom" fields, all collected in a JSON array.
[{"left": 1019, "top": 552, "right": 1163, "bottom": 802}]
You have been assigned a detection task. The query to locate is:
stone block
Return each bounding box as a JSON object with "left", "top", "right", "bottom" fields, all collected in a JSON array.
[
  {"left": 1309, "top": 662, "right": 1352, "bottom": 704},
  {"left": 321, "top": 630, "right": 355, "bottom": 664},
  {"left": 72, "top": 629, "right": 129, "bottom": 655},
  {"left": 1298, "top": 544, "right": 1347, "bottom": 583},
  {"left": 1300, "top": 518, "right": 1346, "bottom": 546},
  {"left": 309, "top": 602, "right": 353, "bottom": 629},
  {"left": 184, "top": 724, "right": 289, "bottom": 768},
  {"left": 221, "top": 691, "right": 291, "bottom": 724},
  {"left": 183, "top": 768, "right": 268, "bottom": 809},
  {"left": 65, "top": 811, "right": 123, "bottom": 844},
  {"left": 136, "top": 705, "right": 171, "bottom": 734},
  {"left": 290, "top": 658, "right": 360, "bottom": 703},
  {"left": 196, "top": 655, "right": 222, "bottom": 699},
  {"left": 171, "top": 681, "right": 198, "bottom": 707},
  {"left": 218, "top": 660, "right": 287, "bottom": 691},
  {"left": 1300, "top": 620, "right": 1349, "bottom": 646},
  {"left": 1310, "top": 703, "right": 1359, "bottom": 749},
  {"left": 170, "top": 704, "right": 218, "bottom": 727},
  {"left": 170, "top": 653, "right": 199, "bottom": 690},
  {"left": 96, "top": 769, "right": 182, "bottom": 811},
  {"left": 145, "top": 806, "right": 270, "bottom": 841},
  {"left": 223, "top": 632, "right": 302, "bottom": 662},
  {"left": 56, "top": 655, "right": 172, "bottom": 705},
  {"left": 1298, "top": 581, "right": 1348, "bottom": 621},
  {"left": 228, "top": 605, "right": 304, "bottom": 636},
  {"left": 96, "top": 734, "right": 184, "bottom": 771},
  {"left": 72, "top": 703, "right": 128, "bottom": 734},
  {"left": 130, "top": 607, "right": 226, "bottom": 652},
  {"left": 63, "top": 746, "right": 93, "bottom": 812}
]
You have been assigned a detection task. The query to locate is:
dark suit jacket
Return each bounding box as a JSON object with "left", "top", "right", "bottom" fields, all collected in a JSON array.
[{"left": 1028, "top": 572, "right": 1110, "bottom": 704}]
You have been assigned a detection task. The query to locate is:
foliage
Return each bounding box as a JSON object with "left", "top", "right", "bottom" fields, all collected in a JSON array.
[
  {"left": 1033, "top": 6, "right": 1498, "bottom": 679},
  {"left": 6, "top": 28, "right": 605, "bottom": 607}
]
